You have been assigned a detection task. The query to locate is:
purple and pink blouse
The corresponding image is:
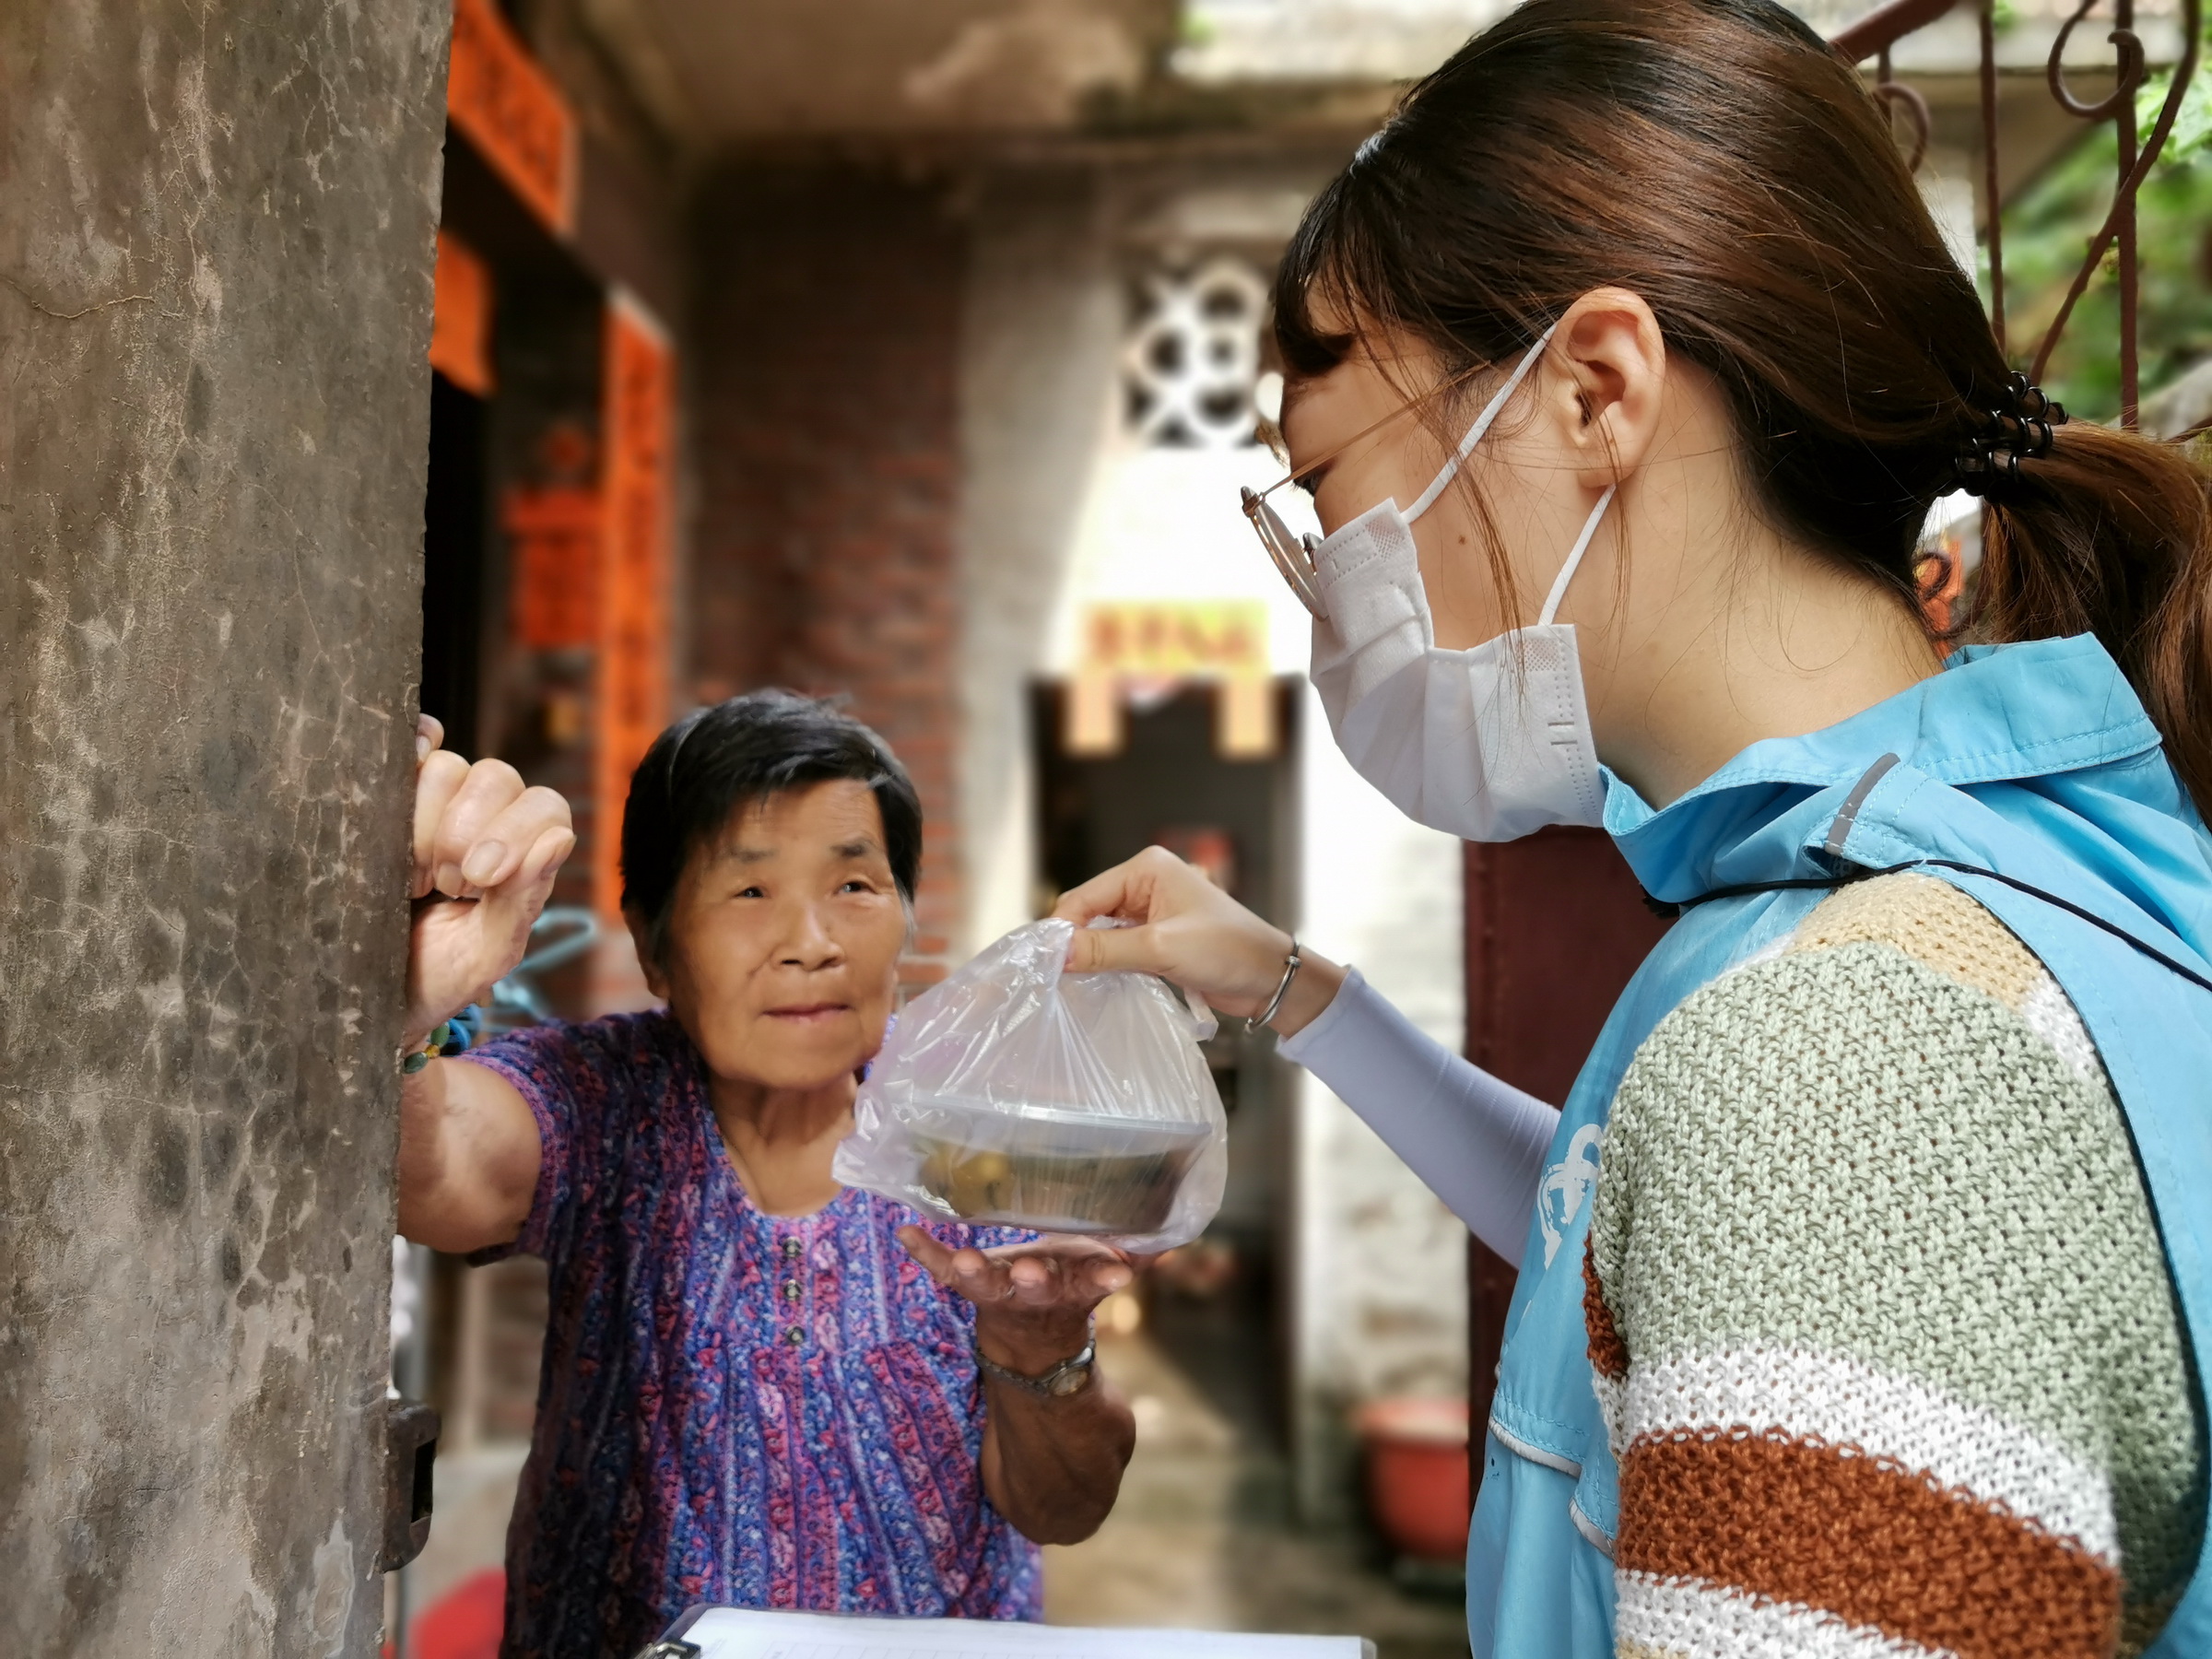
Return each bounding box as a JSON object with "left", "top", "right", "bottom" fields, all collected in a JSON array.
[{"left": 458, "top": 1009, "right": 1041, "bottom": 1659}]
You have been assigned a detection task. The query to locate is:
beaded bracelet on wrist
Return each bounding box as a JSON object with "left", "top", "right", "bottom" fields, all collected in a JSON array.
[{"left": 397, "top": 1007, "right": 478, "bottom": 1076}]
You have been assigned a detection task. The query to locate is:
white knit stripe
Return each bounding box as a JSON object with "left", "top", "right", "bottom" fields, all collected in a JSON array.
[
  {"left": 1592, "top": 1367, "right": 1628, "bottom": 1453},
  {"left": 2020, "top": 970, "right": 2107, "bottom": 1089},
  {"left": 1622, "top": 1347, "right": 2117, "bottom": 1561},
  {"left": 1616, "top": 1571, "right": 1957, "bottom": 1659}
]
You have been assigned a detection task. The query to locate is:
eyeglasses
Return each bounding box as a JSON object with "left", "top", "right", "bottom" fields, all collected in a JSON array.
[
  {"left": 1239, "top": 481, "right": 1325, "bottom": 618},
  {"left": 1237, "top": 360, "right": 1488, "bottom": 620}
]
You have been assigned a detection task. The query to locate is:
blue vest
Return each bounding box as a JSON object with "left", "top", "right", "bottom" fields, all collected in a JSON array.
[{"left": 1468, "top": 635, "right": 2212, "bottom": 1657}]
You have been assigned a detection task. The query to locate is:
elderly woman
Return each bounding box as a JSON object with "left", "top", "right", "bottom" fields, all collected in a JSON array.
[{"left": 399, "top": 690, "right": 1135, "bottom": 1659}]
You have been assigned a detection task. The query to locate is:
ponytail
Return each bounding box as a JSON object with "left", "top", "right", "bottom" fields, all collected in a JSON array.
[{"left": 1979, "top": 427, "right": 2212, "bottom": 822}]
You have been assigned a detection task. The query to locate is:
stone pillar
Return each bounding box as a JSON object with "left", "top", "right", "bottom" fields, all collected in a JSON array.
[{"left": 0, "top": 4, "right": 451, "bottom": 1653}]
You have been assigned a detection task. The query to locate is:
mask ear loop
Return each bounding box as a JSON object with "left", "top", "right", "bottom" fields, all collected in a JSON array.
[
  {"left": 1403, "top": 324, "right": 1559, "bottom": 524},
  {"left": 1536, "top": 486, "right": 1617, "bottom": 627}
]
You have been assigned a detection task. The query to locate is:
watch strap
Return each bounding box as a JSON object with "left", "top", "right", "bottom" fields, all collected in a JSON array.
[{"left": 973, "top": 1337, "right": 1097, "bottom": 1398}]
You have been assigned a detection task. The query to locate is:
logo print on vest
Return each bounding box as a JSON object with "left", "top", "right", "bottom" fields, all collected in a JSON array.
[{"left": 1537, "top": 1124, "right": 1603, "bottom": 1267}]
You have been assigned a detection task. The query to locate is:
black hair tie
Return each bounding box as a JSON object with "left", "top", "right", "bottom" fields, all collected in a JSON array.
[{"left": 1951, "top": 371, "right": 2067, "bottom": 498}]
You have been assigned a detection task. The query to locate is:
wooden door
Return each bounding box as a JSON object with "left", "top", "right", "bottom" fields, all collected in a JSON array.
[{"left": 1464, "top": 828, "right": 1671, "bottom": 1444}]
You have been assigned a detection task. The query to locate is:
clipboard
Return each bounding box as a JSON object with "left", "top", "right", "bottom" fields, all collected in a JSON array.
[{"left": 637, "top": 1606, "right": 1377, "bottom": 1659}]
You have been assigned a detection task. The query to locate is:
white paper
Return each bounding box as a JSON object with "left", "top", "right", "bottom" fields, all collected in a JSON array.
[{"left": 668, "top": 1606, "right": 1373, "bottom": 1659}]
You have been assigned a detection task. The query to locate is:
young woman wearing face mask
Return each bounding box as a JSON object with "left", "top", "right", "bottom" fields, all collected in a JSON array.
[{"left": 1056, "top": 1, "right": 2212, "bottom": 1654}]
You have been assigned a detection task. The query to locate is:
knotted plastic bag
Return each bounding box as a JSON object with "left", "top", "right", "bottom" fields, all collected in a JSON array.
[{"left": 832, "top": 919, "right": 1227, "bottom": 1253}]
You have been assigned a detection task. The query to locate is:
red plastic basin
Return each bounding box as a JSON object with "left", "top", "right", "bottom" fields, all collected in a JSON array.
[{"left": 1355, "top": 1396, "right": 1471, "bottom": 1564}]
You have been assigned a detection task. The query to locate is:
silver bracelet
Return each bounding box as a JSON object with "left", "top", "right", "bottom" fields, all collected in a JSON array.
[{"left": 1254, "top": 937, "right": 1303, "bottom": 1029}]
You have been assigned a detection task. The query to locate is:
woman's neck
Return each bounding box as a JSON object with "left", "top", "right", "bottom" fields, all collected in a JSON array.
[
  {"left": 1584, "top": 475, "right": 1943, "bottom": 809},
  {"left": 708, "top": 1071, "right": 855, "bottom": 1218}
]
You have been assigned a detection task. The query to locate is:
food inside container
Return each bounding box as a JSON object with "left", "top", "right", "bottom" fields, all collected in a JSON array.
[
  {"left": 912, "top": 1106, "right": 1216, "bottom": 1235},
  {"left": 832, "top": 919, "right": 1230, "bottom": 1252}
]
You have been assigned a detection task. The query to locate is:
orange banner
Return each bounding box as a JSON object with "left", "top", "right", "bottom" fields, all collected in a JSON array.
[
  {"left": 593, "top": 295, "right": 675, "bottom": 919},
  {"left": 503, "top": 486, "right": 599, "bottom": 649},
  {"left": 429, "top": 229, "right": 496, "bottom": 395},
  {"left": 447, "top": 0, "right": 576, "bottom": 237}
]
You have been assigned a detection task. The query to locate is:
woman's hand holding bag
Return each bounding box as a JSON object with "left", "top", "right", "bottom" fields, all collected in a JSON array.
[{"left": 1051, "top": 846, "right": 1347, "bottom": 1036}]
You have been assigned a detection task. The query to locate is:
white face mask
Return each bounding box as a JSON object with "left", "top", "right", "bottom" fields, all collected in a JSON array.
[{"left": 1309, "top": 327, "right": 1613, "bottom": 842}]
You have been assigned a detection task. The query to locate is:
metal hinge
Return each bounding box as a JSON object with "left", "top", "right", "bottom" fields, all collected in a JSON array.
[
  {"left": 381, "top": 1396, "right": 441, "bottom": 1571},
  {"left": 631, "top": 1642, "right": 702, "bottom": 1659}
]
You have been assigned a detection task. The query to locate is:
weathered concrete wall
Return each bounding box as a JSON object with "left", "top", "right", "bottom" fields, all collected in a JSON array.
[
  {"left": 955, "top": 164, "right": 1121, "bottom": 958},
  {"left": 0, "top": 4, "right": 452, "bottom": 1653}
]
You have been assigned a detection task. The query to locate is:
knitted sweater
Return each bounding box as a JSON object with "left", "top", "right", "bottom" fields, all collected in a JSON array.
[{"left": 1583, "top": 874, "right": 2205, "bottom": 1659}]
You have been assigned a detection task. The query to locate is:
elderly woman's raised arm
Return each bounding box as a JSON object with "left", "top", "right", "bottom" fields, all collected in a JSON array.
[{"left": 396, "top": 719, "right": 572, "bottom": 1254}]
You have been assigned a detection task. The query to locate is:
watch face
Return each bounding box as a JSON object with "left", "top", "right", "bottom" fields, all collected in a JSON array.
[{"left": 1047, "top": 1364, "right": 1089, "bottom": 1396}]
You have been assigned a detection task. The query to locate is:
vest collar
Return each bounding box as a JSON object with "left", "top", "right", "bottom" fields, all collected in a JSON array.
[{"left": 1602, "top": 635, "right": 2165, "bottom": 904}]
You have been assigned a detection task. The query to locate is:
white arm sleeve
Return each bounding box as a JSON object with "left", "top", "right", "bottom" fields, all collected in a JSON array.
[{"left": 1277, "top": 966, "right": 1558, "bottom": 1266}]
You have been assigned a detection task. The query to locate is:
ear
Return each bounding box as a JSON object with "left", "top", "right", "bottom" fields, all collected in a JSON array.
[
  {"left": 1547, "top": 287, "right": 1668, "bottom": 490},
  {"left": 622, "top": 907, "right": 672, "bottom": 1001}
]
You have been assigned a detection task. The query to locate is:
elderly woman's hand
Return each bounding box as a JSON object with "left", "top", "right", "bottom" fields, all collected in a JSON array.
[
  {"left": 407, "top": 714, "right": 577, "bottom": 1047},
  {"left": 901, "top": 1227, "right": 1140, "bottom": 1546},
  {"left": 897, "top": 1227, "right": 1134, "bottom": 1375}
]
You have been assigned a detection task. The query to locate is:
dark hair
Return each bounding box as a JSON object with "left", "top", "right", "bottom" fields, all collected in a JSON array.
[
  {"left": 1277, "top": 0, "right": 2212, "bottom": 819},
  {"left": 619, "top": 689, "right": 922, "bottom": 962}
]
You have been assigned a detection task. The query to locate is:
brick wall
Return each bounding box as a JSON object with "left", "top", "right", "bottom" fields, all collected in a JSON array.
[{"left": 690, "top": 165, "right": 968, "bottom": 992}]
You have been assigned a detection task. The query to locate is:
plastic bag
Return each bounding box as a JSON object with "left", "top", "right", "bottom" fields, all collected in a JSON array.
[{"left": 831, "top": 919, "right": 1227, "bottom": 1253}]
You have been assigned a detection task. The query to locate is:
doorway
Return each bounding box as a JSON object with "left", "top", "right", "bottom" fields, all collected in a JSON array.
[
  {"left": 420, "top": 371, "right": 490, "bottom": 758},
  {"left": 1031, "top": 677, "right": 1301, "bottom": 1442}
]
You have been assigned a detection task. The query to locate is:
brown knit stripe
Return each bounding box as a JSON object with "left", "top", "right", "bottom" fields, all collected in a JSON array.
[
  {"left": 1583, "top": 1237, "right": 1628, "bottom": 1381},
  {"left": 1618, "top": 1432, "right": 2121, "bottom": 1659}
]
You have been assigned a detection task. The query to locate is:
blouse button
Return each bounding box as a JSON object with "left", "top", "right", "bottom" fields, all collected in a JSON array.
[
  {"left": 784, "top": 1325, "right": 804, "bottom": 1345},
  {"left": 781, "top": 1238, "right": 802, "bottom": 1260},
  {"left": 782, "top": 1280, "right": 801, "bottom": 1301}
]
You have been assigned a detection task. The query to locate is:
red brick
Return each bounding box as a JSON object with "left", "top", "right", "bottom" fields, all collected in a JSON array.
[{"left": 690, "top": 163, "right": 966, "bottom": 959}]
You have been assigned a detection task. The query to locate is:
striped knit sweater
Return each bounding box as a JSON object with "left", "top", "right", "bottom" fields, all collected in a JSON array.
[{"left": 1583, "top": 873, "right": 2205, "bottom": 1659}]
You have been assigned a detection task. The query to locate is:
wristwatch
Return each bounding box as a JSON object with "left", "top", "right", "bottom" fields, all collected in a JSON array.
[{"left": 973, "top": 1337, "right": 1097, "bottom": 1398}]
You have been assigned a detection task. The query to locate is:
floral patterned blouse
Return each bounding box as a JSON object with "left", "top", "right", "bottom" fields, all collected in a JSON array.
[{"left": 458, "top": 1010, "right": 1041, "bottom": 1659}]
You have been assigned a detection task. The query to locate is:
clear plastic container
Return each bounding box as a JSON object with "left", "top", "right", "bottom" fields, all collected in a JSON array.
[
  {"left": 833, "top": 919, "right": 1227, "bottom": 1252},
  {"left": 912, "top": 1105, "right": 1218, "bottom": 1235}
]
